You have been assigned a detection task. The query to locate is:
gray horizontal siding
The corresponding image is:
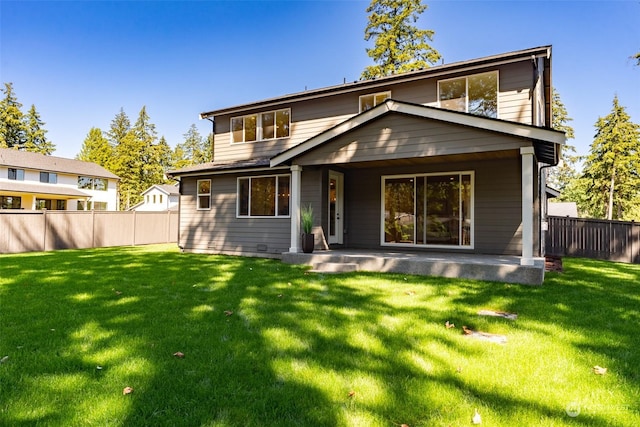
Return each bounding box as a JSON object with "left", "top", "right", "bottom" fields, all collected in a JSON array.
[
  {"left": 179, "top": 175, "right": 291, "bottom": 257},
  {"left": 295, "top": 114, "right": 529, "bottom": 166},
  {"left": 344, "top": 157, "right": 527, "bottom": 255},
  {"left": 210, "top": 61, "right": 536, "bottom": 163}
]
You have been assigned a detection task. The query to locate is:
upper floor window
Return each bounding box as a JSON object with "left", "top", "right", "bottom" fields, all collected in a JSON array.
[
  {"left": 237, "top": 175, "right": 290, "bottom": 217},
  {"left": 78, "top": 177, "right": 108, "bottom": 191},
  {"left": 8, "top": 168, "right": 24, "bottom": 181},
  {"left": 231, "top": 109, "right": 290, "bottom": 143},
  {"left": 40, "top": 172, "right": 57, "bottom": 184},
  {"left": 438, "top": 71, "right": 498, "bottom": 118},
  {"left": 197, "top": 179, "right": 211, "bottom": 210},
  {"left": 359, "top": 91, "right": 391, "bottom": 112}
]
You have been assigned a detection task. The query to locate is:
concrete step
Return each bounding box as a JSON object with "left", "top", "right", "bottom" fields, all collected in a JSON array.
[{"left": 309, "top": 262, "right": 358, "bottom": 273}]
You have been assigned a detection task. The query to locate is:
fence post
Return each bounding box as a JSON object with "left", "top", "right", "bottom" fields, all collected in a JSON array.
[
  {"left": 92, "top": 210, "right": 96, "bottom": 249},
  {"left": 132, "top": 210, "right": 136, "bottom": 246},
  {"left": 42, "top": 210, "right": 47, "bottom": 251}
]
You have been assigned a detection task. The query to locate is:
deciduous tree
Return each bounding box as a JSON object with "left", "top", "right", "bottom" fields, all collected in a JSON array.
[{"left": 361, "top": 0, "right": 441, "bottom": 79}]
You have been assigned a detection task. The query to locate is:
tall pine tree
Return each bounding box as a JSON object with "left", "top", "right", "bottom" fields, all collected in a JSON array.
[
  {"left": 106, "top": 108, "right": 131, "bottom": 148},
  {"left": 581, "top": 96, "right": 640, "bottom": 220},
  {"left": 77, "top": 127, "right": 113, "bottom": 167},
  {"left": 361, "top": 0, "right": 441, "bottom": 79},
  {"left": 24, "top": 104, "right": 55, "bottom": 154},
  {"left": 172, "top": 124, "right": 211, "bottom": 168},
  {"left": 547, "top": 89, "right": 577, "bottom": 193},
  {"left": 0, "top": 82, "right": 27, "bottom": 149}
]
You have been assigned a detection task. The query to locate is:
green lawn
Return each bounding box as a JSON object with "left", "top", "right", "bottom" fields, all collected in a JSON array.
[{"left": 1, "top": 244, "right": 639, "bottom": 426}]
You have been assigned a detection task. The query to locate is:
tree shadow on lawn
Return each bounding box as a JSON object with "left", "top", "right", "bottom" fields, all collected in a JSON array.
[
  {"left": 447, "top": 257, "right": 640, "bottom": 425},
  {"left": 1, "top": 248, "right": 638, "bottom": 426}
]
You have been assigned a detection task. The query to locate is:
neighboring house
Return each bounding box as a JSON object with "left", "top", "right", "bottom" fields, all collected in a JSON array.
[
  {"left": 548, "top": 202, "right": 578, "bottom": 217},
  {"left": 168, "top": 46, "right": 565, "bottom": 268},
  {"left": 130, "top": 184, "right": 179, "bottom": 211},
  {"left": 0, "top": 148, "right": 119, "bottom": 211}
]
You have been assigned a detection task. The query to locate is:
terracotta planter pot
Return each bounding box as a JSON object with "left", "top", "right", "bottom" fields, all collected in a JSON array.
[{"left": 301, "top": 233, "right": 315, "bottom": 253}]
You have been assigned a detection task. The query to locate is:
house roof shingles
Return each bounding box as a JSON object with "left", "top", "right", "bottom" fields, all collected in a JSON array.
[{"left": 0, "top": 148, "right": 119, "bottom": 179}]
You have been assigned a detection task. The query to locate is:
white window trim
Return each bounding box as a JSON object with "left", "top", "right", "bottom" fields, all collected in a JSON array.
[
  {"left": 380, "top": 171, "right": 475, "bottom": 249},
  {"left": 230, "top": 108, "right": 291, "bottom": 144},
  {"left": 437, "top": 71, "right": 499, "bottom": 118},
  {"left": 197, "top": 179, "right": 211, "bottom": 210},
  {"left": 236, "top": 174, "right": 291, "bottom": 218},
  {"left": 359, "top": 91, "right": 391, "bottom": 113}
]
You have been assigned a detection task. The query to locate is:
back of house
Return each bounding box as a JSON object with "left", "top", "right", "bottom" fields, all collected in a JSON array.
[{"left": 168, "top": 46, "right": 565, "bottom": 266}]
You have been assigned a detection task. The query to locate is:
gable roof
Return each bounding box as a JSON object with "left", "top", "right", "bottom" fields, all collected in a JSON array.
[
  {"left": 270, "top": 99, "right": 565, "bottom": 167},
  {"left": 142, "top": 184, "right": 180, "bottom": 196},
  {"left": 201, "top": 45, "right": 551, "bottom": 119},
  {"left": 0, "top": 148, "right": 119, "bottom": 179}
]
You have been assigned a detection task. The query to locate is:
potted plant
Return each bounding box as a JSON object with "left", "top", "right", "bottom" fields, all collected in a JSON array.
[{"left": 300, "top": 204, "right": 315, "bottom": 253}]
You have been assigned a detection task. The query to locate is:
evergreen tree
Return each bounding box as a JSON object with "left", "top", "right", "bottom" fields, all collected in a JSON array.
[
  {"left": 24, "top": 104, "right": 55, "bottom": 154},
  {"left": 581, "top": 96, "right": 640, "bottom": 220},
  {"left": 361, "top": 0, "right": 441, "bottom": 79},
  {"left": 547, "top": 89, "right": 578, "bottom": 194},
  {"left": 155, "top": 135, "right": 173, "bottom": 177},
  {"left": 111, "top": 130, "right": 145, "bottom": 210},
  {"left": 172, "top": 124, "right": 210, "bottom": 168},
  {"left": 0, "top": 82, "right": 27, "bottom": 149},
  {"left": 77, "top": 127, "right": 113, "bottom": 167},
  {"left": 106, "top": 108, "right": 131, "bottom": 147}
]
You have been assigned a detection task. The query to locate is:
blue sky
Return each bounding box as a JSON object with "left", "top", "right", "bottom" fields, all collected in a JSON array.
[{"left": 1, "top": 1, "right": 638, "bottom": 162}]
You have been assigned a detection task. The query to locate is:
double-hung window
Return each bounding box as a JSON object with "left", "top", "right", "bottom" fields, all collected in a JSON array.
[
  {"left": 237, "top": 175, "right": 290, "bottom": 217},
  {"left": 231, "top": 109, "right": 290, "bottom": 143},
  {"left": 359, "top": 91, "right": 391, "bottom": 112},
  {"left": 197, "top": 179, "right": 211, "bottom": 210},
  {"left": 438, "top": 71, "right": 498, "bottom": 118}
]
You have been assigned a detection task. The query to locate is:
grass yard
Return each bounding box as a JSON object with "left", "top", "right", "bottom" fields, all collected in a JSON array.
[{"left": 1, "top": 244, "right": 639, "bottom": 426}]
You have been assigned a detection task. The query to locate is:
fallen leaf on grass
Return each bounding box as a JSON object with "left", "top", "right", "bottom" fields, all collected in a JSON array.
[
  {"left": 462, "top": 326, "right": 473, "bottom": 335},
  {"left": 472, "top": 408, "right": 482, "bottom": 424},
  {"left": 445, "top": 321, "right": 455, "bottom": 329},
  {"left": 405, "top": 290, "right": 416, "bottom": 296},
  {"left": 224, "top": 310, "right": 233, "bottom": 316},
  {"left": 0, "top": 356, "right": 9, "bottom": 364},
  {"left": 122, "top": 387, "right": 134, "bottom": 395},
  {"left": 348, "top": 390, "right": 356, "bottom": 398},
  {"left": 593, "top": 365, "right": 607, "bottom": 375},
  {"left": 96, "top": 365, "right": 103, "bottom": 370},
  {"left": 173, "top": 352, "right": 185, "bottom": 358}
]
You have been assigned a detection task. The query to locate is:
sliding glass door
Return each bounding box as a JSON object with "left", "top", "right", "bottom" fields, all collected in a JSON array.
[{"left": 382, "top": 172, "right": 473, "bottom": 248}]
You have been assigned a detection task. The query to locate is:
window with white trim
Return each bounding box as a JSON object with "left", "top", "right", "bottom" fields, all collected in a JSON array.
[
  {"left": 438, "top": 71, "right": 498, "bottom": 118},
  {"left": 197, "top": 179, "right": 211, "bottom": 210},
  {"left": 359, "top": 91, "right": 391, "bottom": 112},
  {"left": 382, "top": 172, "right": 473, "bottom": 248},
  {"left": 237, "top": 175, "right": 290, "bottom": 217},
  {"left": 231, "top": 109, "right": 290, "bottom": 143}
]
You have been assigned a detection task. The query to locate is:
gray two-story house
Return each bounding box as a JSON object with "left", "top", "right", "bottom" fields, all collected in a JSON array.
[{"left": 168, "top": 46, "right": 565, "bottom": 284}]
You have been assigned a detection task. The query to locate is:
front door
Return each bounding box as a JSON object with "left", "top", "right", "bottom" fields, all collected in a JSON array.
[{"left": 328, "top": 171, "right": 344, "bottom": 244}]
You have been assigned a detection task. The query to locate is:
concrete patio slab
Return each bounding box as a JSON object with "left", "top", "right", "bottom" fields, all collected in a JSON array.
[{"left": 281, "top": 250, "right": 545, "bottom": 285}]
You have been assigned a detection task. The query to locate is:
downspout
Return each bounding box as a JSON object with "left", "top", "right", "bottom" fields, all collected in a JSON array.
[
  {"left": 539, "top": 162, "right": 554, "bottom": 257},
  {"left": 205, "top": 117, "right": 215, "bottom": 162}
]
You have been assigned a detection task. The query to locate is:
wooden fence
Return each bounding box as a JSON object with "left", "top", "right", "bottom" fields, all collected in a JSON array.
[
  {"left": 0, "top": 210, "right": 178, "bottom": 254},
  {"left": 546, "top": 216, "right": 640, "bottom": 263}
]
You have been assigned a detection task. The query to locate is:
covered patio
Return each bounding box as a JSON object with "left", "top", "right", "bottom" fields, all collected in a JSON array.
[{"left": 282, "top": 249, "right": 546, "bottom": 285}]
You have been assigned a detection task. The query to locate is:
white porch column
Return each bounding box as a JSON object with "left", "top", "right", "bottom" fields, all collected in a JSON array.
[
  {"left": 289, "top": 164, "right": 302, "bottom": 253},
  {"left": 520, "top": 147, "right": 535, "bottom": 266}
]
